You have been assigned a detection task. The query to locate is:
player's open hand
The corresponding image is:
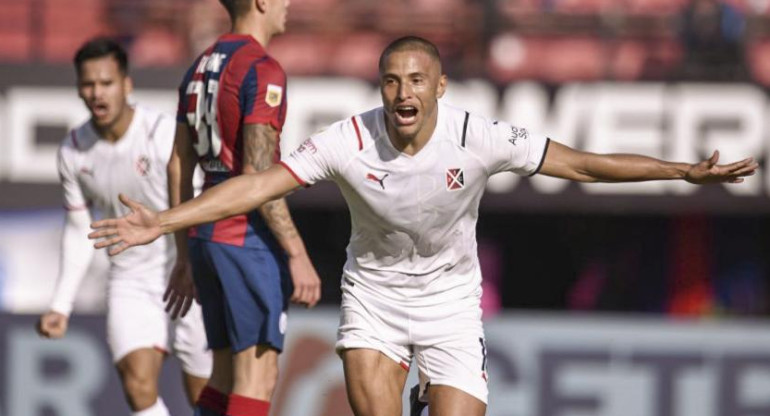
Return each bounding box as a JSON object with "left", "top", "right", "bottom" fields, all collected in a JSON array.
[
  {"left": 288, "top": 254, "right": 322, "bottom": 308},
  {"left": 37, "top": 311, "right": 69, "bottom": 339},
  {"left": 164, "top": 260, "right": 197, "bottom": 320},
  {"left": 685, "top": 151, "right": 759, "bottom": 185},
  {"left": 88, "top": 194, "right": 162, "bottom": 256}
]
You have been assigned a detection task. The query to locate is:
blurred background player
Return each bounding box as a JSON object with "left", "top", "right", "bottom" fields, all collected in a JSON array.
[
  {"left": 87, "top": 35, "right": 758, "bottom": 416},
  {"left": 35, "top": 37, "right": 212, "bottom": 416},
  {"left": 162, "top": 0, "right": 322, "bottom": 415}
]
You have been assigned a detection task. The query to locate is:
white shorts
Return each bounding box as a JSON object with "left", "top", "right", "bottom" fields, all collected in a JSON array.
[
  {"left": 107, "top": 281, "right": 212, "bottom": 378},
  {"left": 336, "top": 282, "right": 488, "bottom": 404}
]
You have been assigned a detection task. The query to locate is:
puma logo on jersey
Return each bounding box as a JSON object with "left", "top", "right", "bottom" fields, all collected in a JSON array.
[
  {"left": 366, "top": 173, "right": 389, "bottom": 189},
  {"left": 446, "top": 168, "right": 464, "bottom": 191}
]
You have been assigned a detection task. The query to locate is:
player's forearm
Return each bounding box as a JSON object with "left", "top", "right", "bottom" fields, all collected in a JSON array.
[
  {"left": 50, "top": 210, "right": 95, "bottom": 316},
  {"left": 258, "top": 198, "right": 309, "bottom": 258},
  {"left": 159, "top": 173, "right": 269, "bottom": 235},
  {"left": 579, "top": 153, "right": 691, "bottom": 183},
  {"left": 167, "top": 151, "right": 196, "bottom": 260}
]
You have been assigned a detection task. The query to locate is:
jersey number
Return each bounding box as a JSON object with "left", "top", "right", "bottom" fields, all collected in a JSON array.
[{"left": 186, "top": 80, "right": 222, "bottom": 158}]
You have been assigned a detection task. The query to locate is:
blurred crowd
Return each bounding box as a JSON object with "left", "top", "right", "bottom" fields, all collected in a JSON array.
[{"left": 1, "top": 0, "right": 770, "bottom": 85}]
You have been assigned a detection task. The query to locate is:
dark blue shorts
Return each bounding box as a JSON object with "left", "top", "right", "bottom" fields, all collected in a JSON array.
[{"left": 189, "top": 238, "right": 292, "bottom": 353}]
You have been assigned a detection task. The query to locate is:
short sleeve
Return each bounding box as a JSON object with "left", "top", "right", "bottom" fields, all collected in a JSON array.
[
  {"left": 242, "top": 59, "right": 287, "bottom": 131},
  {"left": 58, "top": 140, "right": 88, "bottom": 210},
  {"left": 279, "top": 123, "right": 349, "bottom": 186},
  {"left": 471, "top": 117, "right": 550, "bottom": 176}
]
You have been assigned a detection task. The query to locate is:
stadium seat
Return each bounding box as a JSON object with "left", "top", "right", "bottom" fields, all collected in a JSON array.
[
  {"left": 0, "top": 1, "right": 32, "bottom": 61},
  {"left": 267, "top": 34, "right": 333, "bottom": 76},
  {"left": 42, "top": 0, "right": 109, "bottom": 62},
  {"left": 747, "top": 39, "right": 770, "bottom": 85}
]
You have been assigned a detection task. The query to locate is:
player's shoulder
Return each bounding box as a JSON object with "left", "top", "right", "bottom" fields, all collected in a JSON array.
[
  {"left": 336, "top": 107, "right": 384, "bottom": 152},
  {"left": 133, "top": 105, "right": 175, "bottom": 140},
  {"left": 60, "top": 122, "right": 97, "bottom": 154},
  {"left": 436, "top": 102, "right": 490, "bottom": 149}
]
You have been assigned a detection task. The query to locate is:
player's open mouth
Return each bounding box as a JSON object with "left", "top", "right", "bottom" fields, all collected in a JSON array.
[
  {"left": 91, "top": 103, "right": 109, "bottom": 118},
  {"left": 394, "top": 106, "right": 418, "bottom": 124}
]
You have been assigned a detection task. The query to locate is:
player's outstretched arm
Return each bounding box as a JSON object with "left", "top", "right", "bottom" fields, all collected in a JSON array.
[
  {"left": 89, "top": 165, "right": 302, "bottom": 256},
  {"left": 243, "top": 123, "right": 321, "bottom": 308},
  {"left": 539, "top": 140, "right": 758, "bottom": 184}
]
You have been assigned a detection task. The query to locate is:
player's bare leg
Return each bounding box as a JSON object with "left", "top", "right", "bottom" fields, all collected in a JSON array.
[
  {"left": 206, "top": 348, "right": 234, "bottom": 394},
  {"left": 115, "top": 347, "right": 164, "bottom": 411},
  {"left": 231, "top": 344, "right": 279, "bottom": 400},
  {"left": 342, "top": 348, "right": 409, "bottom": 416},
  {"left": 427, "top": 385, "right": 486, "bottom": 416},
  {"left": 182, "top": 372, "right": 209, "bottom": 406}
]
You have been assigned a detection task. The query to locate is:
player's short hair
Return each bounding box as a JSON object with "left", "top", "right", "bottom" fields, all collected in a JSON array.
[
  {"left": 74, "top": 37, "right": 128, "bottom": 76},
  {"left": 378, "top": 36, "right": 442, "bottom": 74},
  {"left": 219, "top": 0, "right": 251, "bottom": 17}
]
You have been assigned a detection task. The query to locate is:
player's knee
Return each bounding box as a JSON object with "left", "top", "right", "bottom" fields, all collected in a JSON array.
[{"left": 120, "top": 370, "right": 159, "bottom": 410}]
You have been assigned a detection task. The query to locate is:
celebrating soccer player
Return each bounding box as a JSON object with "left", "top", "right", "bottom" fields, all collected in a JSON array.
[
  {"left": 37, "top": 37, "right": 212, "bottom": 416},
  {"left": 90, "top": 36, "right": 758, "bottom": 416}
]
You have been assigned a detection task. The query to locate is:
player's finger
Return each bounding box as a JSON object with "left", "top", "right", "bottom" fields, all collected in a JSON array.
[
  {"left": 165, "top": 292, "right": 177, "bottom": 312},
  {"left": 94, "top": 236, "right": 123, "bottom": 249},
  {"left": 88, "top": 229, "right": 118, "bottom": 239},
  {"left": 118, "top": 193, "right": 142, "bottom": 212},
  {"left": 721, "top": 158, "right": 754, "bottom": 172},
  {"left": 180, "top": 297, "right": 193, "bottom": 318},
  {"left": 163, "top": 286, "right": 172, "bottom": 302},
  {"left": 90, "top": 219, "right": 117, "bottom": 229},
  {"left": 171, "top": 299, "right": 183, "bottom": 320},
  {"left": 707, "top": 150, "right": 719, "bottom": 167},
  {"left": 108, "top": 243, "right": 129, "bottom": 256},
  {"left": 731, "top": 165, "right": 757, "bottom": 177}
]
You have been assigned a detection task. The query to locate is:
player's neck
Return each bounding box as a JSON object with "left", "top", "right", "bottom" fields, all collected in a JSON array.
[
  {"left": 230, "top": 17, "right": 272, "bottom": 48},
  {"left": 386, "top": 110, "right": 438, "bottom": 156},
  {"left": 93, "top": 106, "right": 134, "bottom": 143}
]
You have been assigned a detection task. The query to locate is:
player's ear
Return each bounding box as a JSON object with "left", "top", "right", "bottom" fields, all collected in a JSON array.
[
  {"left": 255, "top": 0, "right": 267, "bottom": 13},
  {"left": 123, "top": 75, "right": 134, "bottom": 96},
  {"left": 436, "top": 74, "right": 447, "bottom": 99}
]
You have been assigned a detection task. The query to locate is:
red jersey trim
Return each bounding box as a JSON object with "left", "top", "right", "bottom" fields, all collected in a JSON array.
[
  {"left": 278, "top": 161, "right": 309, "bottom": 188},
  {"left": 351, "top": 116, "right": 363, "bottom": 151}
]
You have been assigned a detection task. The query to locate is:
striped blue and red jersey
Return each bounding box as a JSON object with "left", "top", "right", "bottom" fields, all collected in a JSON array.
[{"left": 176, "top": 33, "right": 287, "bottom": 248}]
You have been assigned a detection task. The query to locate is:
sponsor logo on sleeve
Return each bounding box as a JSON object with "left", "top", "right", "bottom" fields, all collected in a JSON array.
[
  {"left": 266, "top": 84, "right": 283, "bottom": 108},
  {"left": 446, "top": 168, "right": 464, "bottom": 191},
  {"left": 509, "top": 126, "right": 529, "bottom": 146},
  {"left": 296, "top": 138, "right": 317, "bottom": 154}
]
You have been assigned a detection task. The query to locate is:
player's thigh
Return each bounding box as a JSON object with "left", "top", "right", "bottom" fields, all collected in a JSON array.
[
  {"left": 171, "top": 301, "right": 213, "bottom": 380},
  {"left": 342, "top": 348, "right": 408, "bottom": 416},
  {"left": 336, "top": 282, "right": 413, "bottom": 370},
  {"left": 428, "top": 384, "right": 486, "bottom": 416},
  {"left": 195, "top": 240, "right": 290, "bottom": 352},
  {"left": 107, "top": 283, "right": 169, "bottom": 364},
  {"left": 413, "top": 297, "right": 489, "bottom": 406}
]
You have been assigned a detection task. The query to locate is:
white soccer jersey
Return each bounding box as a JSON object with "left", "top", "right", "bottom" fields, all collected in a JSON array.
[
  {"left": 58, "top": 105, "right": 176, "bottom": 285},
  {"left": 281, "top": 102, "right": 549, "bottom": 306}
]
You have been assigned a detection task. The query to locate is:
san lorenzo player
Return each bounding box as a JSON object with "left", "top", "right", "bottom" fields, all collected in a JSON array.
[
  {"left": 36, "top": 38, "right": 211, "bottom": 416},
  {"left": 161, "top": 0, "right": 322, "bottom": 415},
  {"left": 89, "top": 36, "right": 758, "bottom": 416}
]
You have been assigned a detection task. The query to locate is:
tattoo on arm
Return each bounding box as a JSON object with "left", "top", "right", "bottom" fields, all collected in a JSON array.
[{"left": 243, "top": 124, "right": 299, "bottom": 240}]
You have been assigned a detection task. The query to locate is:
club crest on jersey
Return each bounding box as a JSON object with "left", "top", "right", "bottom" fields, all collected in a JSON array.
[
  {"left": 446, "top": 168, "right": 464, "bottom": 191},
  {"left": 135, "top": 155, "right": 150, "bottom": 177},
  {"left": 266, "top": 84, "right": 283, "bottom": 108}
]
